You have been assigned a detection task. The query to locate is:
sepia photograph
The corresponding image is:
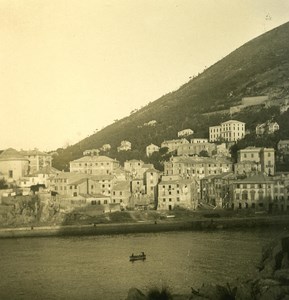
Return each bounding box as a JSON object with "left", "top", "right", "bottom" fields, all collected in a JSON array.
[{"left": 0, "top": 1, "right": 289, "bottom": 299}]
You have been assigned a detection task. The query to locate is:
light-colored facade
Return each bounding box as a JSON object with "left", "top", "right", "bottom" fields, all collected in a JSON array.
[
  {"left": 164, "top": 156, "right": 233, "bottom": 181},
  {"left": 83, "top": 149, "right": 100, "bottom": 156},
  {"left": 157, "top": 176, "right": 198, "bottom": 210},
  {"left": 161, "top": 138, "right": 189, "bottom": 153},
  {"left": 190, "top": 138, "right": 208, "bottom": 144},
  {"left": 20, "top": 149, "right": 52, "bottom": 174},
  {"left": 70, "top": 155, "right": 119, "bottom": 175},
  {"left": 237, "top": 147, "right": 275, "bottom": 175},
  {"left": 111, "top": 181, "right": 130, "bottom": 208},
  {"left": 145, "top": 168, "right": 160, "bottom": 204},
  {"left": 232, "top": 174, "right": 287, "bottom": 211},
  {"left": 177, "top": 129, "right": 194, "bottom": 137},
  {"left": 177, "top": 142, "right": 216, "bottom": 157},
  {"left": 146, "top": 144, "right": 160, "bottom": 157},
  {"left": 256, "top": 121, "right": 279, "bottom": 135},
  {"left": 0, "top": 148, "right": 29, "bottom": 183},
  {"left": 124, "top": 160, "right": 144, "bottom": 179},
  {"left": 51, "top": 173, "right": 114, "bottom": 198},
  {"left": 209, "top": 120, "right": 245, "bottom": 142},
  {"left": 117, "top": 140, "right": 131, "bottom": 152}
]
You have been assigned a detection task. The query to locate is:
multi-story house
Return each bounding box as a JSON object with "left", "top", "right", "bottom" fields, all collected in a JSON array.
[
  {"left": 200, "top": 172, "right": 236, "bottom": 208},
  {"left": 111, "top": 181, "right": 131, "bottom": 208},
  {"left": 124, "top": 160, "right": 144, "bottom": 178},
  {"left": 20, "top": 149, "right": 52, "bottom": 174},
  {"left": 161, "top": 138, "right": 189, "bottom": 153},
  {"left": 51, "top": 173, "right": 115, "bottom": 198},
  {"left": 146, "top": 144, "right": 160, "bottom": 157},
  {"left": 278, "top": 140, "right": 289, "bottom": 154},
  {"left": 51, "top": 173, "right": 90, "bottom": 197},
  {"left": 89, "top": 175, "right": 114, "bottom": 197},
  {"left": 117, "top": 140, "right": 131, "bottom": 152},
  {"left": 231, "top": 174, "right": 287, "bottom": 211},
  {"left": 164, "top": 156, "right": 233, "bottom": 181},
  {"left": 83, "top": 149, "right": 100, "bottom": 156},
  {"left": 157, "top": 175, "right": 198, "bottom": 210},
  {"left": 144, "top": 168, "right": 160, "bottom": 204},
  {"left": 209, "top": 120, "right": 245, "bottom": 142},
  {"left": 236, "top": 147, "right": 275, "bottom": 175},
  {"left": 256, "top": 121, "right": 279, "bottom": 135},
  {"left": 0, "top": 148, "right": 29, "bottom": 183},
  {"left": 70, "top": 155, "right": 119, "bottom": 175},
  {"left": 177, "top": 142, "right": 216, "bottom": 157},
  {"left": 177, "top": 129, "right": 194, "bottom": 137},
  {"left": 190, "top": 138, "right": 208, "bottom": 144},
  {"left": 19, "top": 165, "right": 60, "bottom": 189},
  {"left": 101, "top": 144, "right": 111, "bottom": 152}
]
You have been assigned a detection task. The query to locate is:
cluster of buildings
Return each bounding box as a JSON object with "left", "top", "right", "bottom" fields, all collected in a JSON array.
[{"left": 1, "top": 114, "right": 288, "bottom": 213}]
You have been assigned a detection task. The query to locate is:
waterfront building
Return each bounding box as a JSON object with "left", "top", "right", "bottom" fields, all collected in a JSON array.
[
  {"left": 0, "top": 148, "right": 29, "bottom": 183},
  {"left": 111, "top": 181, "right": 130, "bottom": 208},
  {"left": 200, "top": 172, "right": 237, "bottom": 208},
  {"left": 231, "top": 174, "right": 287, "bottom": 211},
  {"left": 144, "top": 168, "right": 161, "bottom": 204},
  {"left": 157, "top": 175, "right": 198, "bottom": 210}
]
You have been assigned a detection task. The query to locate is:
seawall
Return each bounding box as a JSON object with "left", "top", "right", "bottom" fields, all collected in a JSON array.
[{"left": 0, "top": 215, "right": 289, "bottom": 239}]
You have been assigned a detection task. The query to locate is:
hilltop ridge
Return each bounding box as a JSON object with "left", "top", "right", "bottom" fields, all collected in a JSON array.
[{"left": 53, "top": 21, "right": 289, "bottom": 171}]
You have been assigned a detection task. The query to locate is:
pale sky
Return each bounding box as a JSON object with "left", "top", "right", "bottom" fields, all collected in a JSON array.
[{"left": 1, "top": 0, "right": 289, "bottom": 151}]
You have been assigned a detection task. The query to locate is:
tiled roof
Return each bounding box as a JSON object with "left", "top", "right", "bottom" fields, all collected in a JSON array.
[
  {"left": 236, "top": 173, "right": 274, "bottom": 183},
  {"left": 0, "top": 148, "right": 28, "bottom": 161},
  {"left": 71, "top": 155, "right": 116, "bottom": 163},
  {"left": 112, "top": 181, "right": 130, "bottom": 191},
  {"left": 20, "top": 149, "right": 50, "bottom": 156},
  {"left": 32, "top": 165, "right": 60, "bottom": 175}
]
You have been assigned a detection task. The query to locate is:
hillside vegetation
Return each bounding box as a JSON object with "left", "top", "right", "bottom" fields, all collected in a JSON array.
[{"left": 53, "top": 21, "right": 289, "bottom": 171}]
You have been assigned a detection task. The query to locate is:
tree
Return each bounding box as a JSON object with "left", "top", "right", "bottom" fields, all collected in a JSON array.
[{"left": 0, "top": 178, "right": 8, "bottom": 190}]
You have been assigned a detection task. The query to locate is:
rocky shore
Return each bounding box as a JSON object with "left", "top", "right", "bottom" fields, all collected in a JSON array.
[{"left": 126, "top": 235, "right": 289, "bottom": 300}]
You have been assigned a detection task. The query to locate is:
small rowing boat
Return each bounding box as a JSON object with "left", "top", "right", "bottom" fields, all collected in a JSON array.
[{"left": 129, "top": 252, "right": 146, "bottom": 262}]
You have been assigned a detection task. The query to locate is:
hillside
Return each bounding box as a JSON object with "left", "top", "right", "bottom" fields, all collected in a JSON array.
[{"left": 53, "top": 21, "right": 289, "bottom": 171}]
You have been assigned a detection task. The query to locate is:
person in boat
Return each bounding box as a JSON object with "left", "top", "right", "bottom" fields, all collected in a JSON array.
[{"left": 131, "top": 253, "right": 134, "bottom": 257}]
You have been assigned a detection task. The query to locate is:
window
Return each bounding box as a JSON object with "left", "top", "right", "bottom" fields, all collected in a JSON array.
[
  {"left": 9, "top": 170, "right": 13, "bottom": 178},
  {"left": 104, "top": 200, "right": 107, "bottom": 204},
  {"left": 91, "top": 200, "right": 96, "bottom": 205}
]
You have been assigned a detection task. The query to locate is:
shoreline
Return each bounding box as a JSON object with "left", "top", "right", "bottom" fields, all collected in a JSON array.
[{"left": 0, "top": 215, "right": 289, "bottom": 238}]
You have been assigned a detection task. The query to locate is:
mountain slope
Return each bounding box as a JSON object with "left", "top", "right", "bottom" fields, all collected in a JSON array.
[{"left": 53, "top": 21, "right": 289, "bottom": 170}]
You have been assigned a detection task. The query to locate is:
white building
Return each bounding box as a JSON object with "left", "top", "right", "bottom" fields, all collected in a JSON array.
[
  {"left": 146, "top": 144, "right": 160, "bottom": 157},
  {"left": 161, "top": 138, "right": 189, "bottom": 153},
  {"left": 178, "top": 129, "right": 194, "bottom": 137},
  {"left": 209, "top": 120, "right": 245, "bottom": 142}
]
